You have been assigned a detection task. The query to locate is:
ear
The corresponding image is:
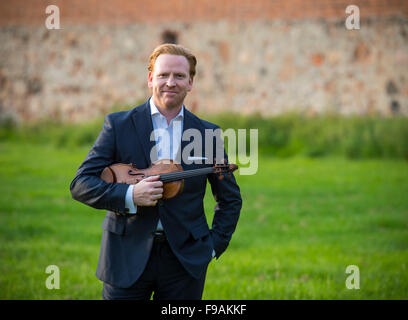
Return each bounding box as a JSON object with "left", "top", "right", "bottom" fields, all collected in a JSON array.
[
  {"left": 187, "top": 75, "right": 194, "bottom": 92},
  {"left": 148, "top": 71, "right": 153, "bottom": 89}
]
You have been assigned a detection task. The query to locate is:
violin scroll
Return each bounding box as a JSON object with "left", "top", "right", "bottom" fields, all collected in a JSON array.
[{"left": 213, "top": 162, "right": 238, "bottom": 180}]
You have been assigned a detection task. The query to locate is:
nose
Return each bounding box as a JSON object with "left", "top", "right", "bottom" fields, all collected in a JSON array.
[{"left": 166, "top": 74, "right": 176, "bottom": 87}]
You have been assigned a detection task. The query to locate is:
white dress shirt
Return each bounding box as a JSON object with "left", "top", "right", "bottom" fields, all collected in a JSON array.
[{"left": 124, "top": 98, "right": 184, "bottom": 230}]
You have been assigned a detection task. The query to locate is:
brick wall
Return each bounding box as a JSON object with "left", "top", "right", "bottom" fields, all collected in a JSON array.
[
  {"left": 0, "top": 0, "right": 407, "bottom": 25},
  {"left": 0, "top": 0, "right": 407, "bottom": 122}
]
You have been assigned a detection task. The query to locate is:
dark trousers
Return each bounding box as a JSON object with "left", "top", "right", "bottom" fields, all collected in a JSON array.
[{"left": 102, "top": 237, "right": 208, "bottom": 300}]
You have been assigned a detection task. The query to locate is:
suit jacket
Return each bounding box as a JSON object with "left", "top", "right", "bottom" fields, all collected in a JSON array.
[{"left": 70, "top": 100, "right": 242, "bottom": 288}]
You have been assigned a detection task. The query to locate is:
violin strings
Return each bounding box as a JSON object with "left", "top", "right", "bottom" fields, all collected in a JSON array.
[
  {"left": 162, "top": 168, "right": 214, "bottom": 178},
  {"left": 160, "top": 168, "right": 215, "bottom": 182},
  {"left": 160, "top": 171, "right": 212, "bottom": 181}
]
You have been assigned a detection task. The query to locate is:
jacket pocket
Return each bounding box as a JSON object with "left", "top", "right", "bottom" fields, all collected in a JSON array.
[
  {"left": 190, "top": 223, "right": 210, "bottom": 240},
  {"left": 101, "top": 213, "right": 126, "bottom": 235}
]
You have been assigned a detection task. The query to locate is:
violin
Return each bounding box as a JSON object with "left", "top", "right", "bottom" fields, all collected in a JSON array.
[{"left": 100, "top": 159, "right": 238, "bottom": 199}]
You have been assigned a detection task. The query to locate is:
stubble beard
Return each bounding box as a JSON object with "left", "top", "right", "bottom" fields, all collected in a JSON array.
[{"left": 159, "top": 91, "right": 187, "bottom": 111}]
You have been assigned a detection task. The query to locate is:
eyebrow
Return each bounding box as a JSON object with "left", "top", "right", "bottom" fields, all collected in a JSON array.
[{"left": 156, "top": 72, "right": 187, "bottom": 76}]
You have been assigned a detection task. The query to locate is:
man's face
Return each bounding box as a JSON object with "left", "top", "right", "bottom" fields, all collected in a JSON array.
[{"left": 148, "top": 54, "right": 193, "bottom": 111}]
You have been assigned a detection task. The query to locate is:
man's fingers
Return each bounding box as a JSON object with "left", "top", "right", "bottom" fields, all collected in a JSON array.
[
  {"left": 133, "top": 175, "right": 163, "bottom": 207},
  {"left": 142, "top": 176, "right": 163, "bottom": 188},
  {"left": 151, "top": 193, "right": 163, "bottom": 200},
  {"left": 151, "top": 187, "right": 163, "bottom": 195},
  {"left": 144, "top": 175, "right": 160, "bottom": 182},
  {"left": 151, "top": 181, "right": 164, "bottom": 187}
]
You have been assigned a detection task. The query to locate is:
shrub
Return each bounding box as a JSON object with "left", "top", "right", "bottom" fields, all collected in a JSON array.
[{"left": 1, "top": 112, "right": 408, "bottom": 159}]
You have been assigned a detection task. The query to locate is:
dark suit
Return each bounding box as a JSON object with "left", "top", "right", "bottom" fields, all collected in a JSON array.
[{"left": 70, "top": 100, "right": 242, "bottom": 293}]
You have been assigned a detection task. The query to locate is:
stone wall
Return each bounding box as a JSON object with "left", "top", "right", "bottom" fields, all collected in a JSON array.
[{"left": 0, "top": 0, "right": 407, "bottom": 123}]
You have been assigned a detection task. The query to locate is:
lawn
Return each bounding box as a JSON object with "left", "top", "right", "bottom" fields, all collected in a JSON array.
[{"left": 0, "top": 141, "right": 407, "bottom": 299}]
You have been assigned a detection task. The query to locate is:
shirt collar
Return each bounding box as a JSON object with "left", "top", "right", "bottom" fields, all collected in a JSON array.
[{"left": 149, "top": 97, "right": 184, "bottom": 119}]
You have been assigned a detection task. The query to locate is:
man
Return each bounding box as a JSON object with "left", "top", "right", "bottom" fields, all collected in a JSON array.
[{"left": 70, "top": 44, "right": 242, "bottom": 300}]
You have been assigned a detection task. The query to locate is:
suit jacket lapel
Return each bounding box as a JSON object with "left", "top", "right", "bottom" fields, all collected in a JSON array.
[
  {"left": 131, "top": 100, "right": 156, "bottom": 167},
  {"left": 181, "top": 108, "right": 201, "bottom": 168}
]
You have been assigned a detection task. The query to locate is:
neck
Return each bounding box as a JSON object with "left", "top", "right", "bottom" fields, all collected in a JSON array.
[{"left": 153, "top": 98, "right": 182, "bottom": 124}]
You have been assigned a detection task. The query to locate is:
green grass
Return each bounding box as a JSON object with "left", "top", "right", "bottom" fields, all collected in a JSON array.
[{"left": 0, "top": 141, "right": 407, "bottom": 299}]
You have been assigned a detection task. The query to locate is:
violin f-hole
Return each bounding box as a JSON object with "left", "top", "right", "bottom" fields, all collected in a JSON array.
[{"left": 128, "top": 170, "right": 145, "bottom": 178}]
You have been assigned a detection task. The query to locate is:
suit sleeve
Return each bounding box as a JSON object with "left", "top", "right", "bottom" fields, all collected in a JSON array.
[
  {"left": 207, "top": 129, "right": 242, "bottom": 259},
  {"left": 70, "top": 114, "right": 129, "bottom": 214}
]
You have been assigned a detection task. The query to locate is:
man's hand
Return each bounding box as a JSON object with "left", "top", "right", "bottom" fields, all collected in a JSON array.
[{"left": 132, "top": 175, "right": 163, "bottom": 206}]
